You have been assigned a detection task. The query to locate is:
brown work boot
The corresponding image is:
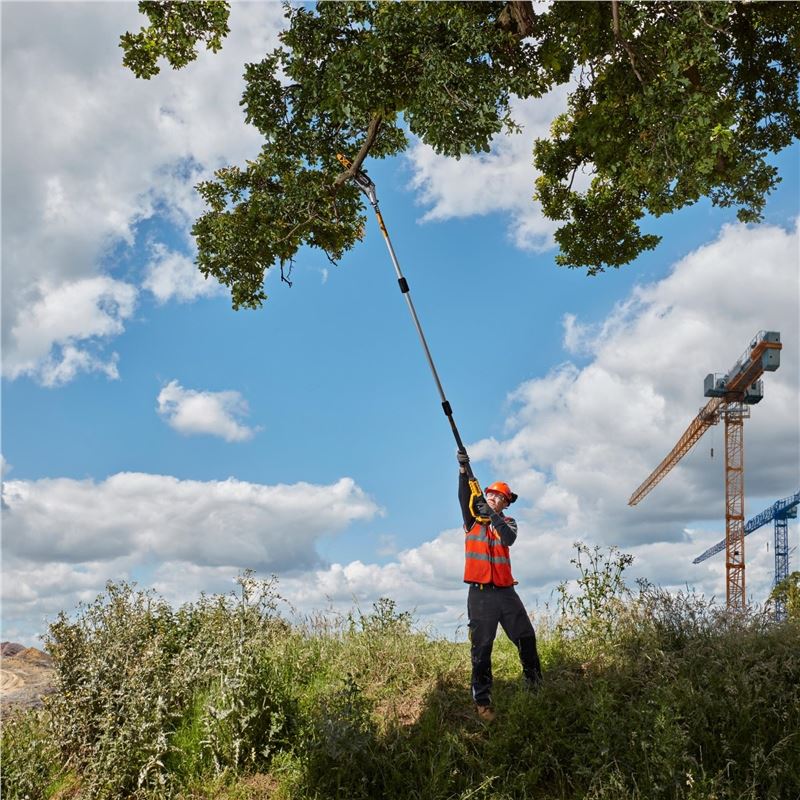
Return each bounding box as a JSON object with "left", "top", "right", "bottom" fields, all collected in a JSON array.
[{"left": 475, "top": 704, "right": 496, "bottom": 722}]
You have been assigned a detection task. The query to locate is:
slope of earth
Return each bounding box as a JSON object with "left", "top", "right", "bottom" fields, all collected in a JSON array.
[{"left": 0, "top": 643, "right": 55, "bottom": 714}]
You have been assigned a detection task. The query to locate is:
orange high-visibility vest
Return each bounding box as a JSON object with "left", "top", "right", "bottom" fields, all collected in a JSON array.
[{"left": 463, "top": 520, "right": 515, "bottom": 586}]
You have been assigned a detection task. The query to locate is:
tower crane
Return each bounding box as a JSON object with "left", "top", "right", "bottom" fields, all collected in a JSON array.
[
  {"left": 693, "top": 491, "right": 799, "bottom": 622},
  {"left": 628, "top": 330, "right": 782, "bottom": 609}
]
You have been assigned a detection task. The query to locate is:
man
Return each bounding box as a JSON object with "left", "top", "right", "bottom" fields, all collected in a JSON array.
[{"left": 458, "top": 450, "right": 542, "bottom": 721}]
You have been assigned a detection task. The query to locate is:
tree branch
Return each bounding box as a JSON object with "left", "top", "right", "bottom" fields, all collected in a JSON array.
[
  {"left": 697, "top": 6, "right": 728, "bottom": 37},
  {"left": 280, "top": 259, "right": 294, "bottom": 287},
  {"left": 276, "top": 215, "right": 315, "bottom": 246},
  {"left": 611, "top": 0, "right": 645, "bottom": 85},
  {"left": 567, "top": 161, "right": 583, "bottom": 192},
  {"left": 333, "top": 114, "right": 383, "bottom": 187},
  {"left": 497, "top": 1, "right": 537, "bottom": 38}
]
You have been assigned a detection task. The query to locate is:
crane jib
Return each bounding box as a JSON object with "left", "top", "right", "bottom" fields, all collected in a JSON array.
[
  {"left": 629, "top": 332, "right": 782, "bottom": 507},
  {"left": 692, "top": 490, "right": 800, "bottom": 565}
]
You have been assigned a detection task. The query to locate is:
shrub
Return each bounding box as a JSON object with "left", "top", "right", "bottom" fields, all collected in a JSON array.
[
  {"left": 0, "top": 708, "right": 62, "bottom": 800},
  {"left": 42, "top": 573, "right": 293, "bottom": 798}
]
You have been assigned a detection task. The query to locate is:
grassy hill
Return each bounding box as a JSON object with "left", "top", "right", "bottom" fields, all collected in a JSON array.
[{"left": 3, "top": 546, "right": 799, "bottom": 800}]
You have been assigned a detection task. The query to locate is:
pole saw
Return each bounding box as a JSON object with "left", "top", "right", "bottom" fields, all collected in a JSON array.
[{"left": 337, "top": 153, "right": 490, "bottom": 523}]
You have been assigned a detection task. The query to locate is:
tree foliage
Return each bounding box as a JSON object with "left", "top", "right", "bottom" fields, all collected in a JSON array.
[
  {"left": 120, "top": 1, "right": 230, "bottom": 80},
  {"left": 121, "top": 1, "right": 800, "bottom": 308},
  {"left": 770, "top": 570, "right": 800, "bottom": 621}
]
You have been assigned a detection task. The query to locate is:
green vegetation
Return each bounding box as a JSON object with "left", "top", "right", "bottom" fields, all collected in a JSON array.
[
  {"left": 770, "top": 571, "right": 800, "bottom": 621},
  {"left": 3, "top": 548, "right": 799, "bottom": 800},
  {"left": 119, "top": 2, "right": 800, "bottom": 305}
]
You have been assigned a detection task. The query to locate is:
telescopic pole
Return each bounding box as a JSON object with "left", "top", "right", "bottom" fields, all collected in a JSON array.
[{"left": 337, "top": 154, "right": 478, "bottom": 482}]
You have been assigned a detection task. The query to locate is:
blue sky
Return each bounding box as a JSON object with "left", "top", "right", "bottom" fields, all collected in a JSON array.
[{"left": 2, "top": 2, "right": 799, "bottom": 643}]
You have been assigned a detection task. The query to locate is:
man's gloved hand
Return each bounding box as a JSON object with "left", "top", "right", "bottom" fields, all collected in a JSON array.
[
  {"left": 457, "top": 450, "right": 470, "bottom": 467},
  {"left": 472, "top": 496, "right": 492, "bottom": 518}
]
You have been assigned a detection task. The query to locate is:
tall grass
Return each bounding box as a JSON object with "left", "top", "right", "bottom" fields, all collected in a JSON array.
[{"left": 3, "top": 546, "right": 798, "bottom": 800}]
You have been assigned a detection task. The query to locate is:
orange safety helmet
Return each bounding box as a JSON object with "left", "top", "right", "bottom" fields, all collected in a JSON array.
[{"left": 484, "top": 481, "right": 518, "bottom": 504}]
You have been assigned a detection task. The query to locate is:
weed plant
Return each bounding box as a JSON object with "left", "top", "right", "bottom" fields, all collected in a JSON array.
[{"left": 2, "top": 545, "right": 798, "bottom": 800}]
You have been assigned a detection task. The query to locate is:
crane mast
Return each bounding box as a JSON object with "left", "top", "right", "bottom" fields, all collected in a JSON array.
[{"left": 629, "top": 331, "right": 782, "bottom": 609}]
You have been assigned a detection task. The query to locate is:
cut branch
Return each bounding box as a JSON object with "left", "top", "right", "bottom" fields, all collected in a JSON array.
[{"left": 334, "top": 114, "right": 383, "bottom": 186}]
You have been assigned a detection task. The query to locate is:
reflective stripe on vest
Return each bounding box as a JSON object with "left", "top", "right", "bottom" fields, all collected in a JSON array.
[{"left": 463, "top": 522, "right": 514, "bottom": 586}]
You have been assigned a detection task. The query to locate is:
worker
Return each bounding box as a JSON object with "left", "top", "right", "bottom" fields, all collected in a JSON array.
[{"left": 457, "top": 450, "right": 542, "bottom": 721}]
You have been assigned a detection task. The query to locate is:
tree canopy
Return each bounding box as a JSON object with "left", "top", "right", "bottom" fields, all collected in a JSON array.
[
  {"left": 770, "top": 571, "right": 800, "bottom": 621},
  {"left": 121, "top": 1, "right": 800, "bottom": 308}
]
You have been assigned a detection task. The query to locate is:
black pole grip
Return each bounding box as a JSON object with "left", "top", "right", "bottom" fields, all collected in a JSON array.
[
  {"left": 442, "top": 401, "right": 473, "bottom": 478},
  {"left": 442, "top": 401, "right": 465, "bottom": 448},
  {"left": 398, "top": 277, "right": 409, "bottom": 293}
]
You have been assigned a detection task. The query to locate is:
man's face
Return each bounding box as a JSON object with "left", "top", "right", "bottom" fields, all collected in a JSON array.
[{"left": 485, "top": 490, "right": 508, "bottom": 513}]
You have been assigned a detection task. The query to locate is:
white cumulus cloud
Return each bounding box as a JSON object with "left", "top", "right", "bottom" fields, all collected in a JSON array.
[
  {"left": 157, "top": 380, "right": 261, "bottom": 442},
  {"left": 407, "top": 87, "right": 572, "bottom": 252},
  {"left": 1, "top": 471, "right": 381, "bottom": 641},
  {"left": 4, "top": 276, "right": 137, "bottom": 386},
  {"left": 143, "top": 243, "right": 223, "bottom": 304},
  {"left": 2, "top": 3, "right": 286, "bottom": 385}
]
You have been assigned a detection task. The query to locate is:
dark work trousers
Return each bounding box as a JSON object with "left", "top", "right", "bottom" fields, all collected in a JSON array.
[{"left": 467, "top": 584, "right": 542, "bottom": 707}]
